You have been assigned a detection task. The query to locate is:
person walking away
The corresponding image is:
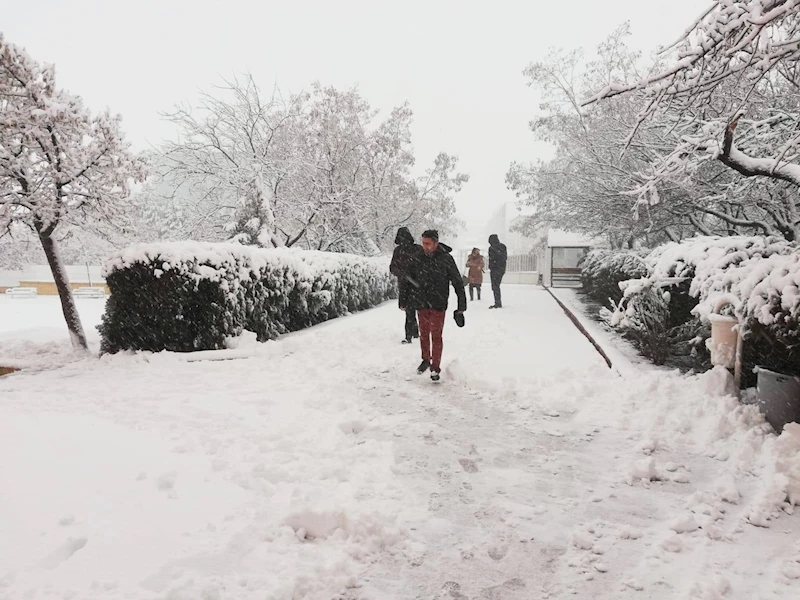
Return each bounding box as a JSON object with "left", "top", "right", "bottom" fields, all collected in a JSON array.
[
  {"left": 465, "top": 247, "right": 485, "bottom": 301},
  {"left": 488, "top": 234, "right": 507, "bottom": 309},
  {"left": 400, "top": 230, "right": 466, "bottom": 381},
  {"left": 390, "top": 227, "right": 420, "bottom": 344}
]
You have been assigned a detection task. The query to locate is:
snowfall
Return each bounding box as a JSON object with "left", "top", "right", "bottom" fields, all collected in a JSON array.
[{"left": 1, "top": 286, "right": 799, "bottom": 600}]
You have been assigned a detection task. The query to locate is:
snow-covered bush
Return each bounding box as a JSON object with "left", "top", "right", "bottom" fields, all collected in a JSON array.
[
  {"left": 99, "top": 243, "right": 397, "bottom": 353},
  {"left": 648, "top": 236, "right": 795, "bottom": 308},
  {"left": 612, "top": 236, "right": 799, "bottom": 375},
  {"left": 612, "top": 236, "right": 794, "bottom": 327},
  {"left": 696, "top": 251, "right": 800, "bottom": 382},
  {"left": 611, "top": 282, "right": 672, "bottom": 364},
  {"left": 579, "top": 249, "right": 649, "bottom": 306}
]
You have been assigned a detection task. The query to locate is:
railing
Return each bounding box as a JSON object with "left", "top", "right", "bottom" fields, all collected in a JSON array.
[{"left": 506, "top": 254, "right": 538, "bottom": 272}]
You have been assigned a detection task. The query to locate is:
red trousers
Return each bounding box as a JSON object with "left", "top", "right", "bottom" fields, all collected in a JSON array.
[{"left": 418, "top": 309, "right": 446, "bottom": 371}]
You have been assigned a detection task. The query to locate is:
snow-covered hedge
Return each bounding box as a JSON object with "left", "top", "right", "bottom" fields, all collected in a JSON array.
[
  {"left": 580, "top": 249, "right": 649, "bottom": 305},
  {"left": 696, "top": 251, "right": 800, "bottom": 378},
  {"left": 611, "top": 236, "right": 800, "bottom": 376},
  {"left": 99, "top": 243, "right": 397, "bottom": 353}
]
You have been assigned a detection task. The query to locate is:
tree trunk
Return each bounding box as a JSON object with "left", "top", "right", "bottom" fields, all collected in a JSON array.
[{"left": 37, "top": 228, "right": 89, "bottom": 350}]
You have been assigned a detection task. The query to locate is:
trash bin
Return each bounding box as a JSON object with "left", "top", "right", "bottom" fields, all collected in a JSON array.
[{"left": 756, "top": 366, "right": 800, "bottom": 433}]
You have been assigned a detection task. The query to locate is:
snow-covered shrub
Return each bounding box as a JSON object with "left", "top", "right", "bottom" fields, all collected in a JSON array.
[
  {"left": 697, "top": 251, "right": 800, "bottom": 383},
  {"left": 612, "top": 236, "right": 799, "bottom": 375},
  {"left": 612, "top": 280, "right": 672, "bottom": 364},
  {"left": 580, "top": 249, "right": 649, "bottom": 306},
  {"left": 99, "top": 242, "right": 397, "bottom": 353},
  {"left": 646, "top": 235, "right": 796, "bottom": 324}
]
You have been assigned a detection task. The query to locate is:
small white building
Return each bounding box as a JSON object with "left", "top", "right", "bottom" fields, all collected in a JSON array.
[{"left": 539, "top": 230, "right": 598, "bottom": 288}]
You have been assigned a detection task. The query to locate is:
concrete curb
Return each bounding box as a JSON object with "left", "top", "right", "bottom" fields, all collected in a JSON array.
[{"left": 542, "top": 285, "right": 619, "bottom": 375}]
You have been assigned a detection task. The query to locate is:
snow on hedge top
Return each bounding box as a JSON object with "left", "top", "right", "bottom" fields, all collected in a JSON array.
[
  {"left": 695, "top": 251, "right": 800, "bottom": 327},
  {"left": 103, "top": 242, "right": 389, "bottom": 283},
  {"left": 645, "top": 236, "right": 796, "bottom": 299}
]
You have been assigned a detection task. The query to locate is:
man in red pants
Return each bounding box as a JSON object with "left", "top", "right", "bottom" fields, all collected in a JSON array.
[{"left": 399, "top": 230, "right": 466, "bottom": 381}]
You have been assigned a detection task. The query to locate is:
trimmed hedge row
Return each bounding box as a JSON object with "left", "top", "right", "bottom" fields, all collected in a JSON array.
[{"left": 99, "top": 243, "right": 397, "bottom": 353}]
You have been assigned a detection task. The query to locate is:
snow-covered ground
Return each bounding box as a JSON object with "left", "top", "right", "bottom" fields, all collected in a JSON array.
[
  {"left": 1, "top": 286, "right": 799, "bottom": 599},
  {"left": 0, "top": 295, "right": 106, "bottom": 369}
]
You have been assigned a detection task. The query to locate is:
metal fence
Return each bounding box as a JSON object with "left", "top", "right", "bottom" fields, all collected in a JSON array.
[
  {"left": 454, "top": 252, "right": 538, "bottom": 273},
  {"left": 506, "top": 254, "right": 538, "bottom": 272}
]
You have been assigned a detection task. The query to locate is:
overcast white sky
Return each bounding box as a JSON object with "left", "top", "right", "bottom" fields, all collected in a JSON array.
[{"left": 3, "top": 0, "right": 703, "bottom": 241}]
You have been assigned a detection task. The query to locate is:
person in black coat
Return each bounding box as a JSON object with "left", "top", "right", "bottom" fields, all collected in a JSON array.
[
  {"left": 488, "top": 234, "right": 508, "bottom": 309},
  {"left": 390, "top": 227, "right": 420, "bottom": 343},
  {"left": 399, "top": 229, "right": 466, "bottom": 381}
]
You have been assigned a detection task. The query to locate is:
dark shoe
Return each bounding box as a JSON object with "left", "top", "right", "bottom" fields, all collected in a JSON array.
[
  {"left": 417, "top": 360, "right": 431, "bottom": 374},
  {"left": 430, "top": 370, "right": 441, "bottom": 382},
  {"left": 401, "top": 338, "right": 412, "bottom": 344},
  {"left": 489, "top": 305, "right": 497, "bottom": 309}
]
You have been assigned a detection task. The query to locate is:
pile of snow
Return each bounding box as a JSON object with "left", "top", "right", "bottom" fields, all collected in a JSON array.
[
  {"left": 621, "top": 366, "right": 800, "bottom": 525},
  {"left": 100, "top": 242, "right": 397, "bottom": 353}
]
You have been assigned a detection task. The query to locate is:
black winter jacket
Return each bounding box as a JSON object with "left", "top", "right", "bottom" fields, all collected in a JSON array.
[
  {"left": 390, "top": 243, "right": 418, "bottom": 281},
  {"left": 390, "top": 228, "right": 422, "bottom": 306},
  {"left": 400, "top": 242, "right": 467, "bottom": 312},
  {"left": 488, "top": 236, "right": 508, "bottom": 274}
]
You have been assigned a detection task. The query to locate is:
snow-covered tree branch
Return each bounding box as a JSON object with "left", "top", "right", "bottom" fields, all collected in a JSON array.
[
  {"left": 584, "top": 2, "right": 800, "bottom": 226},
  {"left": 147, "top": 78, "right": 467, "bottom": 254}
]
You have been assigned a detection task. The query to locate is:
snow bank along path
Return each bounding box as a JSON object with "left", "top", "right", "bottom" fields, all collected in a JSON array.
[{"left": 1, "top": 286, "right": 798, "bottom": 599}]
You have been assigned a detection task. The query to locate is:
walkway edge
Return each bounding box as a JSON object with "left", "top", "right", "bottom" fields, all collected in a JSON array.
[{"left": 542, "top": 285, "right": 620, "bottom": 376}]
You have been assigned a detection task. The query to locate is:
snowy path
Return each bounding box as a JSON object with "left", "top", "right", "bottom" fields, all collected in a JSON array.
[{"left": 1, "top": 287, "right": 798, "bottom": 599}]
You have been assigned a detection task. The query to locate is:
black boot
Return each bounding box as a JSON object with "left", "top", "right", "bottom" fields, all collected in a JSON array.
[{"left": 417, "top": 359, "right": 431, "bottom": 374}]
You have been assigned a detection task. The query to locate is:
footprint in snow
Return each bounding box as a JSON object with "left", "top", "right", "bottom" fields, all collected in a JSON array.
[
  {"left": 478, "top": 578, "right": 527, "bottom": 599},
  {"left": 487, "top": 543, "right": 509, "bottom": 561},
  {"left": 458, "top": 458, "right": 479, "bottom": 473},
  {"left": 459, "top": 488, "right": 475, "bottom": 505},
  {"left": 436, "top": 581, "right": 468, "bottom": 600}
]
